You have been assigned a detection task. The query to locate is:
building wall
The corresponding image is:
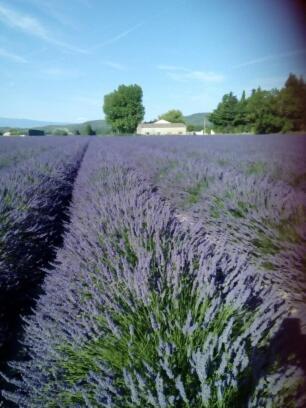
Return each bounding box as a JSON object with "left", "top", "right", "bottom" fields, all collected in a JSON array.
[{"left": 137, "top": 126, "right": 187, "bottom": 135}]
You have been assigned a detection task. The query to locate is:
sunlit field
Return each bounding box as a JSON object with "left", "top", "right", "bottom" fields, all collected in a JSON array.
[{"left": 1, "top": 135, "right": 306, "bottom": 407}]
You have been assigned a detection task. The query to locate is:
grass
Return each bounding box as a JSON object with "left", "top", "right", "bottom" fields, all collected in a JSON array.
[
  {"left": 253, "top": 206, "right": 306, "bottom": 257},
  {"left": 155, "top": 160, "right": 178, "bottom": 182},
  {"left": 246, "top": 161, "right": 267, "bottom": 176},
  {"left": 210, "top": 196, "right": 225, "bottom": 219},
  {"left": 185, "top": 179, "right": 209, "bottom": 206},
  {"left": 217, "top": 159, "right": 229, "bottom": 166},
  {"left": 209, "top": 190, "right": 256, "bottom": 220}
]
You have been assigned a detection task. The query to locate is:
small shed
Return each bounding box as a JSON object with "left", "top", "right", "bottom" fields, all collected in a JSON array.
[{"left": 28, "top": 129, "right": 45, "bottom": 136}]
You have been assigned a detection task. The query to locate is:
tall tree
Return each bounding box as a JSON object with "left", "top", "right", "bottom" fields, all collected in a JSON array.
[
  {"left": 209, "top": 92, "right": 239, "bottom": 132},
  {"left": 246, "top": 88, "right": 285, "bottom": 134},
  {"left": 84, "top": 123, "right": 95, "bottom": 136},
  {"left": 159, "top": 109, "right": 185, "bottom": 123},
  {"left": 278, "top": 73, "right": 306, "bottom": 131},
  {"left": 234, "top": 90, "right": 249, "bottom": 131},
  {"left": 103, "top": 84, "right": 145, "bottom": 134}
]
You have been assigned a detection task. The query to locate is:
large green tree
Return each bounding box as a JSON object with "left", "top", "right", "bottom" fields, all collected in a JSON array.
[
  {"left": 246, "top": 88, "right": 286, "bottom": 134},
  {"left": 233, "top": 90, "right": 249, "bottom": 131},
  {"left": 209, "top": 92, "right": 239, "bottom": 132},
  {"left": 159, "top": 109, "right": 185, "bottom": 123},
  {"left": 103, "top": 84, "right": 145, "bottom": 134},
  {"left": 278, "top": 73, "right": 306, "bottom": 131}
]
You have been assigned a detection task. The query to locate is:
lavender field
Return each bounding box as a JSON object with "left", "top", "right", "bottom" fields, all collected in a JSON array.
[{"left": 1, "top": 135, "right": 306, "bottom": 407}]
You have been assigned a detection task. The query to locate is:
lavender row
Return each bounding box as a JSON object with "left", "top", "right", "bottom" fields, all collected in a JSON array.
[
  {"left": 108, "top": 136, "right": 306, "bottom": 324},
  {"left": 0, "top": 137, "right": 68, "bottom": 173},
  {"left": 0, "top": 138, "right": 88, "bottom": 368},
  {"left": 3, "top": 139, "right": 304, "bottom": 407}
]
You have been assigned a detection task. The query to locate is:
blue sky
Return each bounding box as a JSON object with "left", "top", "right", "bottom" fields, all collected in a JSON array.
[{"left": 0, "top": 0, "right": 305, "bottom": 122}]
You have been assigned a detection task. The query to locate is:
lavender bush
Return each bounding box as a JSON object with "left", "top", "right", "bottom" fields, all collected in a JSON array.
[
  {"left": 0, "top": 137, "right": 88, "bottom": 373},
  {"left": 113, "top": 136, "right": 306, "bottom": 325},
  {"left": 0, "top": 137, "right": 65, "bottom": 172},
  {"left": 3, "top": 138, "right": 305, "bottom": 407}
]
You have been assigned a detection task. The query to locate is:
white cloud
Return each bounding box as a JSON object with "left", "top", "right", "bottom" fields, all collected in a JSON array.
[
  {"left": 0, "top": 3, "right": 47, "bottom": 37},
  {"left": 42, "top": 67, "right": 81, "bottom": 79},
  {"left": 0, "top": 47, "right": 27, "bottom": 63},
  {"left": 157, "top": 65, "right": 188, "bottom": 71},
  {"left": 158, "top": 65, "right": 224, "bottom": 83},
  {"left": 233, "top": 49, "right": 306, "bottom": 69},
  {"left": 0, "top": 3, "right": 87, "bottom": 53},
  {"left": 25, "top": 0, "right": 78, "bottom": 29},
  {"left": 91, "top": 22, "right": 144, "bottom": 51},
  {"left": 103, "top": 60, "right": 126, "bottom": 70}
]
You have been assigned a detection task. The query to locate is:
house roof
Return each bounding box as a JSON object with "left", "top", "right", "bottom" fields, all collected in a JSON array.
[
  {"left": 155, "top": 119, "right": 170, "bottom": 124},
  {"left": 138, "top": 121, "right": 186, "bottom": 128}
]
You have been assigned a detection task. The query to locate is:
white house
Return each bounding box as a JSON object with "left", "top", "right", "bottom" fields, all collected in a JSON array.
[
  {"left": 3, "top": 131, "right": 11, "bottom": 136},
  {"left": 137, "top": 119, "right": 187, "bottom": 135}
]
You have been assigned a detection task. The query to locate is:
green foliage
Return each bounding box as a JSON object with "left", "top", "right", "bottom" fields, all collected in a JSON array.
[
  {"left": 246, "top": 88, "right": 285, "bottom": 134},
  {"left": 278, "top": 73, "right": 306, "bottom": 131},
  {"left": 103, "top": 84, "right": 145, "bottom": 134},
  {"left": 55, "top": 279, "right": 254, "bottom": 407},
  {"left": 246, "top": 161, "right": 267, "bottom": 175},
  {"left": 159, "top": 109, "right": 185, "bottom": 124},
  {"left": 52, "top": 128, "right": 69, "bottom": 136},
  {"left": 4, "top": 128, "right": 26, "bottom": 136},
  {"left": 210, "top": 196, "right": 225, "bottom": 219},
  {"left": 40, "top": 120, "right": 111, "bottom": 135},
  {"left": 84, "top": 123, "right": 96, "bottom": 136},
  {"left": 209, "top": 74, "right": 306, "bottom": 134},
  {"left": 253, "top": 207, "right": 306, "bottom": 261},
  {"left": 185, "top": 179, "right": 209, "bottom": 206},
  {"left": 209, "top": 93, "right": 239, "bottom": 133},
  {"left": 186, "top": 124, "right": 203, "bottom": 132}
]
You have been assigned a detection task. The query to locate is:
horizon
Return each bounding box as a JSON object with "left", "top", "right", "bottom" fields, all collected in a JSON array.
[
  {"left": 0, "top": 111, "right": 209, "bottom": 127},
  {"left": 0, "top": 0, "right": 305, "bottom": 123}
]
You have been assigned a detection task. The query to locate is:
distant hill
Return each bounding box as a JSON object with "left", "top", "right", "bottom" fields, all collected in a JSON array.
[
  {"left": 0, "top": 117, "right": 66, "bottom": 128},
  {"left": 184, "top": 112, "right": 211, "bottom": 127},
  {"left": 36, "top": 119, "right": 111, "bottom": 135}
]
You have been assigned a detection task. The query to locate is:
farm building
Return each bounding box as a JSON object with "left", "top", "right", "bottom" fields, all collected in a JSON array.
[
  {"left": 28, "top": 129, "right": 45, "bottom": 136},
  {"left": 137, "top": 119, "right": 187, "bottom": 135}
]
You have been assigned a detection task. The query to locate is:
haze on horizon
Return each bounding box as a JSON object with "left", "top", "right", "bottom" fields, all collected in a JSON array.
[{"left": 0, "top": 0, "right": 305, "bottom": 123}]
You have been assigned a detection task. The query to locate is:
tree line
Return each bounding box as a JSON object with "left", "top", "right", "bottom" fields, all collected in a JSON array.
[
  {"left": 209, "top": 74, "right": 306, "bottom": 134},
  {"left": 103, "top": 74, "right": 306, "bottom": 135}
]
